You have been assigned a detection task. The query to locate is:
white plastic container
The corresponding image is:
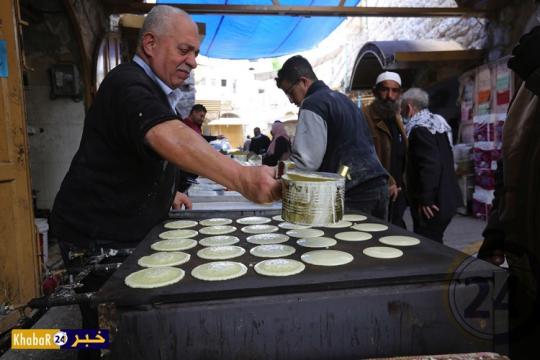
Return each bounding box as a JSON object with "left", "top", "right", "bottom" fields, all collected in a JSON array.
[{"left": 35, "top": 218, "right": 49, "bottom": 265}]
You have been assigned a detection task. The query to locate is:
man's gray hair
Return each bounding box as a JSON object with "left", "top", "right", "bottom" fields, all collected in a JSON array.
[
  {"left": 138, "top": 5, "right": 187, "bottom": 45},
  {"left": 401, "top": 88, "right": 430, "bottom": 110}
]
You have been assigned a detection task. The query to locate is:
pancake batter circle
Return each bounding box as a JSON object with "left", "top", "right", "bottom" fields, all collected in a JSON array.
[
  {"left": 191, "top": 261, "right": 248, "bottom": 281},
  {"left": 250, "top": 244, "right": 296, "bottom": 258},
  {"left": 254, "top": 259, "right": 305, "bottom": 277},
  {"left": 246, "top": 233, "right": 289, "bottom": 245},
  {"left": 351, "top": 223, "right": 389, "bottom": 232},
  {"left": 335, "top": 231, "right": 372, "bottom": 242},
  {"left": 301, "top": 250, "right": 354, "bottom": 266},
  {"left": 362, "top": 246, "right": 403, "bottom": 259},
  {"left": 199, "top": 225, "right": 237, "bottom": 235},
  {"left": 342, "top": 214, "right": 367, "bottom": 222},
  {"left": 198, "top": 235, "right": 240, "bottom": 247},
  {"left": 137, "top": 251, "right": 190, "bottom": 268},
  {"left": 286, "top": 228, "right": 325, "bottom": 238},
  {"left": 379, "top": 235, "right": 420, "bottom": 247},
  {"left": 159, "top": 229, "right": 198, "bottom": 240},
  {"left": 151, "top": 238, "right": 197, "bottom": 251},
  {"left": 197, "top": 246, "right": 245, "bottom": 260},
  {"left": 278, "top": 222, "right": 311, "bottom": 230},
  {"left": 236, "top": 216, "right": 272, "bottom": 225},
  {"left": 296, "top": 237, "right": 337, "bottom": 248},
  {"left": 163, "top": 220, "right": 198, "bottom": 229},
  {"left": 199, "top": 218, "right": 233, "bottom": 226},
  {"left": 124, "top": 267, "right": 185, "bottom": 289},
  {"left": 241, "top": 224, "right": 279, "bottom": 234}
]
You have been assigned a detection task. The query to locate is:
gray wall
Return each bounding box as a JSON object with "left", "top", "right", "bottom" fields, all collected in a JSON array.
[{"left": 22, "top": 0, "right": 88, "bottom": 210}]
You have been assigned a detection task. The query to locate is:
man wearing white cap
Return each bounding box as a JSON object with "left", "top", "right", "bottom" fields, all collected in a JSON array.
[{"left": 363, "top": 71, "right": 408, "bottom": 228}]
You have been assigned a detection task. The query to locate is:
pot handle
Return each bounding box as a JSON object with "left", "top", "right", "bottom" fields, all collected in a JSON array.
[{"left": 276, "top": 160, "right": 296, "bottom": 179}]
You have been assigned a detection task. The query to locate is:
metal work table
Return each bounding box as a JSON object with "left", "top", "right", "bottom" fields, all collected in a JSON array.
[{"left": 96, "top": 210, "right": 508, "bottom": 359}]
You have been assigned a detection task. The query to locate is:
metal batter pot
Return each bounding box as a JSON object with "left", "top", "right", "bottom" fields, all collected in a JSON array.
[{"left": 281, "top": 170, "right": 345, "bottom": 226}]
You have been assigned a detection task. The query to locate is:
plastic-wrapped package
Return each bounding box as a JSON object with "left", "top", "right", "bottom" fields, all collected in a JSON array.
[
  {"left": 473, "top": 142, "right": 501, "bottom": 171},
  {"left": 472, "top": 186, "right": 495, "bottom": 220}
]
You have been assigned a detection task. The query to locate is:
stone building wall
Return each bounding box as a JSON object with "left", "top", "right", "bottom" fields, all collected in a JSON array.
[
  {"left": 485, "top": 0, "right": 539, "bottom": 62},
  {"left": 311, "top": 0, "right": 540, "bottom": 92},
  {"left": 308, "top": 0, "right": 487, "bottom": 91}
]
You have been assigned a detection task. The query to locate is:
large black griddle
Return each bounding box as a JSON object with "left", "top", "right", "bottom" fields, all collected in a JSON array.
[{"left": 95, "top": 210, "right": 495, "bottom": 307}]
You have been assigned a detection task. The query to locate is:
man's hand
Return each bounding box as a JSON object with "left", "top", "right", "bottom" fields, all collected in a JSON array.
[
  {"left": 388, "top": 184, "right": 401, "bottom": 202},
  {"left": 419, "top": 204, "right": 439, "bottom": 219},
  {"left": 508, "top": 25, "right": 540, "bottom": 80},
  {"left": 172, "top": 191, "right": 192, "bottom": 210},
  {"left": 485, "top": 249, "right": 505, "bottom": 266},
  {"left": 237, "top": 166, "right": 282, "bottom": 204}
]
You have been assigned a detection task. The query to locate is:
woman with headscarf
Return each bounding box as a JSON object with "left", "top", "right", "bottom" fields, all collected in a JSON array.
[{"left": 262, "top": 121, "right": 291, "bottom": 166}]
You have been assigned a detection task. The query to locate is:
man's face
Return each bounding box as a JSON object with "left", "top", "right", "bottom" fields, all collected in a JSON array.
[
  {"left": 374, "top": 80, "right": 401, "bottom": 102},
  {"left": 280, "top": 78, "right": 307, "bottom": 107},
  {"left": 191, "top": 110, "right": 206, "bottom": 125},
  {"left": 145, "top": 14, "right": 200, "bottom": 89}
]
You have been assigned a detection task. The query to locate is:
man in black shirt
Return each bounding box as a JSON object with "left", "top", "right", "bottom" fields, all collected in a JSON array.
[
  {"left": 50, "top": 6, "right": 280, "bottom": 349},
  {"left": 249, "top": 127, "right": 271, "bottom": 155}
]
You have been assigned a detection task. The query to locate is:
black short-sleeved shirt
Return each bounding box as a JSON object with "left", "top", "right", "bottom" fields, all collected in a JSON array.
[
  {"left": 50, "top": 62, "right": 181, "bottom": 246},
  {"left": 249, "top": 134, "right": 271, "bottom": 155}
]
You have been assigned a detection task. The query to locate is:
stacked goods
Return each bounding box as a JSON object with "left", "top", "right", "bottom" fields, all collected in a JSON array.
[{"left": 470, "top": 61, "right": 512, "bottom": 220}]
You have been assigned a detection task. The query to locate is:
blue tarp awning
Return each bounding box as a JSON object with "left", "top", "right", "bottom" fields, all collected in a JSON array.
[{"left": 158, "top": 0, "right": 361, "bottom": 59}]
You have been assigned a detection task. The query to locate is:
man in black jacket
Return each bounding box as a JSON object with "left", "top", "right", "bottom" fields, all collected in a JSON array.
[
  {"left": 401, "top": 88, "right": 459, "bottom": 242},
  {"left": 275, "top": 55, "right": 388, "bottom": 218}
]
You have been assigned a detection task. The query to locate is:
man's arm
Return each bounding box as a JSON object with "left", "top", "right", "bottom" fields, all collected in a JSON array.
[
  {"left": 289, "top": 110, "right": 327, "bottom": 170},
  {"left": 145, "top": 120, "right": 281, "bottom": 203}
]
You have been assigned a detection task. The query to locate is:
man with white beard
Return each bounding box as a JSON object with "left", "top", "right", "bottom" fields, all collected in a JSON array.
[{"left": 363, "top": 72, "right": 408, "bottom": 228}]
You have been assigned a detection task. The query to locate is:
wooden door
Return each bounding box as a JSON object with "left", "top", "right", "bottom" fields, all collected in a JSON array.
[{"left": 0, "top": 0, "right": 40, "bottom": 307}]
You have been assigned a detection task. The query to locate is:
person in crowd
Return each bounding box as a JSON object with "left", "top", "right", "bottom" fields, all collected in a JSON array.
[
  {"left": 401, "top": 88, "right": 458, "bottom": 243},
  {"left": 182, "top": 104, "right": 223, "bottom": 142},
  {"left": 478, "top": 24, "right": 540, "bottom": 360},
  {"left": 242, "top": 135, "right": 251, "bottom": 152},
  {"left": 363, "top": 71, "right": 408, "bottom": 228},
  {"left": 275, "top": 55, "right": 388, "bottom": 218},
  {"left": 49, "top": 7, "right": 281, "bottom": 355},
  {"left": 249, "top": 127, "right": 271, "bottom": 155},
  {"left": 262, "top": 121, "right": 291, "bottom": 166},
  {"left": 180, "top": 104, "right": 226, "bottom": 190}
]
